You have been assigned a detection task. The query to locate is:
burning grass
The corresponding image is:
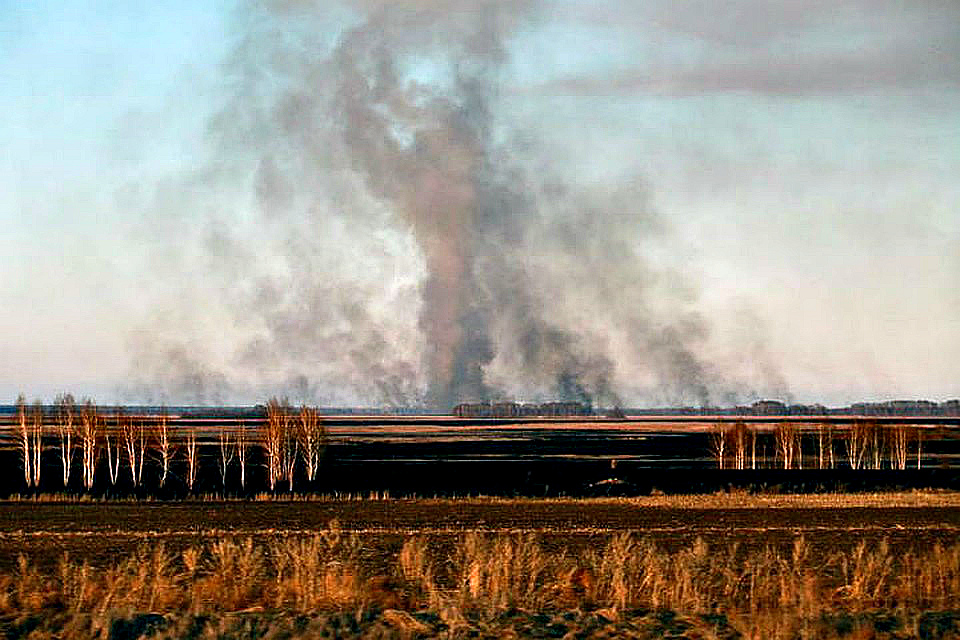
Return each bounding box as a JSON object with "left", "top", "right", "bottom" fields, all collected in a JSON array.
[{"left": 2, "top": 524, "right": 960, "bottom": 639}]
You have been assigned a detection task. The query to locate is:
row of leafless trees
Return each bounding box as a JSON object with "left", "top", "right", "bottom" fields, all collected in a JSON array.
[
  {"left": 17, "top": 394, "right": 104, "bottom": 490},
  {"left": 262, "top": 398, "right": 325, "bottom": 491},
  {"left": 11, "top": 395, "right": 325, "bottom": 492},
  {"left": 711, "top": 421, "right": 923, "bottom": 470}
]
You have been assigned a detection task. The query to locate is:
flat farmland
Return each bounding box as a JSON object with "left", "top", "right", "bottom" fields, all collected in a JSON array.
[
  {"left": 4, "top": 495, "right": 960, "bottom": 638},
  {"left": 2, "top": 495, "right": 959, "bottom": 571},
  {"left": 4, "top": 413, "right": 960, "bottom": 636},
  {"left": 4, "top": 413, "right": 960, "bottom": 496}
]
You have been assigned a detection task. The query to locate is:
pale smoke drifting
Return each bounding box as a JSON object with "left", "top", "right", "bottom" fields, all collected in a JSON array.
[
  {"left": 129, "top": 1, "right": 779, "bottom": 408},
  {"left": 317, "top": 1, "right": 627, "bottom": 407},
  {"left": 329, "top": 8, "right": 497, "bottom": 406}
]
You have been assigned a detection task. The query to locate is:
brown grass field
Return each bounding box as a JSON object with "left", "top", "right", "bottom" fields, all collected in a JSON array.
[{"left": 2, "top": 493, "right": 960, "bottom": 639}]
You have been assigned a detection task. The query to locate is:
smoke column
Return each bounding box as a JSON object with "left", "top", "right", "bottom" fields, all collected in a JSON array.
[
  {"left": 321, "top": 1, "right": 631, "bottom": 407},
  {"left": 129, "top": 1, "right": 781, "bottom": 408},
  {"left": 329, "top": 6, "right": 499, "bottom": 406}
]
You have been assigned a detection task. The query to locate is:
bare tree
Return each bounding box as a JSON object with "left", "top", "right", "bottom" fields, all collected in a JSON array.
[
  {"left": 731, "top": 422, "right": 750, "bottom": 470},
  {"left": 15, "top": 396, "right": 45, "bottom": 489},
  {"left": 797, "top": 427, "right": 804, "bottom": 470},
  {"left": 15, "top": 395, "right": 31, "bottom": 488},
  {"left": 829, "top": 425, "right": 836, "bottom": 469},
  {"left": 889, "top": 424, "right": 909, "bottom": 470},
  {"left": 280, "top": 422, "right": 298, "bottom": 492},
  {"left": 817, "top": 424, "right": 834, "bottom": 470},
  {"left": 237, "top": 422, "right": 249, "bottom": 491},
  {"left": 122, "top": 417, "right": 146, "bottom": 487},
  {"left": 264, "top": 398, "right": 293, "bottom": 491},
  {"left": 217, "top": 427, "right": 236, "bottom": 490},
  {"left": 155, "top": 413, "right": 173, "bottom": 488},
  {"left": 78, "top": 401, "right": 100, "bottom": 490},
  {"left": 104, "top": 413, "right": 121, "bottom": 486},
  {"left": 870, "top": 422, "right": 883, "bottom": 470},
  {"left": 916, "top": 426, "right": 923, "bottom": 470},
  {"left": 29, "top": 401, "right": 43, "bottom": 488},
  {"left": 710, "top": 423, "right": 727, "bottom": 469},
  {"left": 185, "top": 431, "right": 199, "bottom": 492},
  {"left": 845, "top": 421, "right": 868, "bottom": 470},
  {"left": 264, "top": 413, "right": 280, "bottom": 491},
  {"left": 774, "top": 422, "right": 800, "bottom": 469},
  {"left": 297, "top": 405, "right": 325, "bottom": 483},
  {"left": 54, "top": 393, "right": 76, "bottom": 487}
]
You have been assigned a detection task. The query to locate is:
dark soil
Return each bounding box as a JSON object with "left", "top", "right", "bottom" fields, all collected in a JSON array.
[
  {"left": 0, "top": 500, "right": 957, "bottom": 571},
  {"left": 4, "top": 607, "right": 960, "bottom": 640}
]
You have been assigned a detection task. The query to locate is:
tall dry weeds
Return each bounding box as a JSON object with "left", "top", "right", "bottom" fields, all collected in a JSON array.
[
  {"left": 399, "top": 535, "right": 440, "bottom": 609},
  {"left": 3, "top": 529, "right": 960, "bottom": 637}
]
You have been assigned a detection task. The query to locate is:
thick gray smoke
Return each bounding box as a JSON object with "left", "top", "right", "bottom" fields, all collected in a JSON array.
[
  {"left": 328, "top": 5, "right": 504, "bottom": 406},
  {"left": 128, "top": 0, "right": 780, "bottom": 408}
]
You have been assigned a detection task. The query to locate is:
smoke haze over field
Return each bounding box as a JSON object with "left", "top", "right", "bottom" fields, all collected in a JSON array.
[
  {"left": 165, "top": 0, "right": 722, "bottom": 408},
  {"left": 1, "top": 2, "right": 958, "bottom": 407}
]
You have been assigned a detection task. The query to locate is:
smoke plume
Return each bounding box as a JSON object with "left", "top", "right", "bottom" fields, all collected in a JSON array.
[{"left": 127, "top": 1, "right": 780, "bottom": 408}]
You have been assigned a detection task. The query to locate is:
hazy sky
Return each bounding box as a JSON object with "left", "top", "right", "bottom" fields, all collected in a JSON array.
[{"left": 2, "top": 1, "right": 958, "bottom": 406}]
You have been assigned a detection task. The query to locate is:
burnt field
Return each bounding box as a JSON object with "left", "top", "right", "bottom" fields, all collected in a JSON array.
[{"left": 2, "top": 409, "right": 960, "bottom": 497}]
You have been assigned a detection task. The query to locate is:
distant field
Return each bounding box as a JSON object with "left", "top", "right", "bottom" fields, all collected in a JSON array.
[{"left": 1, "top": 409, "right": 960, "bottom": 496}]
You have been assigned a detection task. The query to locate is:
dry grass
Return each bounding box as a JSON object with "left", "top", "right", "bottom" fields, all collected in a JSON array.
[
  {"left": 2, "top": 524, "right": 960, "bottom": 638},
  {"left": 6, "top": 489, "right": 960, "bottom": 508}
]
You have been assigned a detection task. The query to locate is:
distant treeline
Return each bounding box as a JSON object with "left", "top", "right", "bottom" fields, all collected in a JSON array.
[
  {"left": 0, "top": 404, "right": 434, "bottom": 418},
  {"left": 453, "top": 401, "right": 593, "bottom": 418},
  {"left": 454, "top": 398, "right": 960, "bottom": 419},
  {"left": 632, "top": 399, "right": 960, "bottom": 417}
]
